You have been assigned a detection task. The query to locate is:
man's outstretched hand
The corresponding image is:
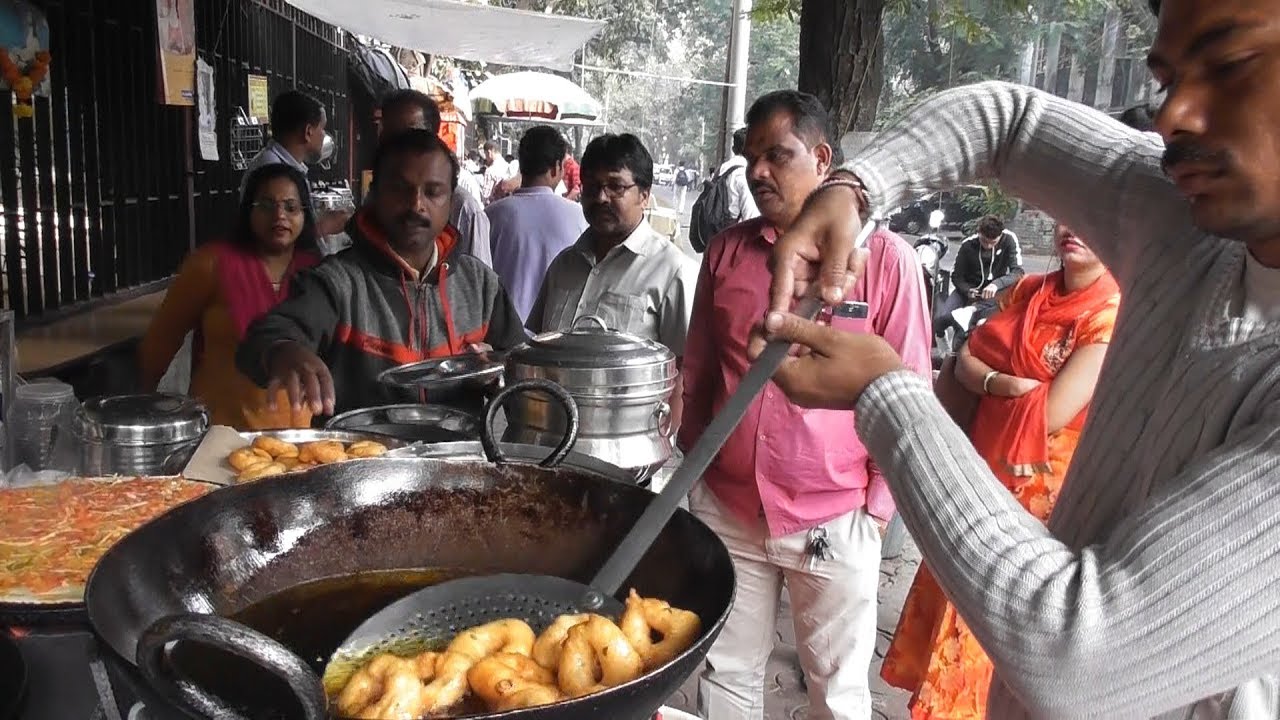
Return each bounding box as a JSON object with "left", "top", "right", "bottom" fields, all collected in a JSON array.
[
  {"left": 266, "top": 341, "right": 336, "bottom": 416},
  {"left": 752, "top": 310, "right": 906, "bottom": 411},
  {"left": 767, "top": 181, "right": 868, "bottom": 317}
]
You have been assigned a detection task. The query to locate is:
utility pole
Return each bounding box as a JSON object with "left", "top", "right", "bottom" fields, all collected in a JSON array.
[{"left": 724, "top": 0, "right": 753, "bottom": 160}]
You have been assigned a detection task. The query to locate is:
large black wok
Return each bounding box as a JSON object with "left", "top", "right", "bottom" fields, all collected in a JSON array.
[{"left": 84, "top": 445, "right": 735, "bottom": 719}]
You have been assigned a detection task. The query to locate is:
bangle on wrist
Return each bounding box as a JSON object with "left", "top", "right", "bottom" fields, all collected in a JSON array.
[
  {"left": 982, "top": 370, "right": 1000, "bottom": 395},
  {"left": 807, "top": 176, "right": 869, "bottom": 216}
]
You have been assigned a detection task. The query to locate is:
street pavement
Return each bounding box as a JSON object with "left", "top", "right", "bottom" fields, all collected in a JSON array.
[{"left": 663, "top": 539, "right": 923, "bottom": 720}]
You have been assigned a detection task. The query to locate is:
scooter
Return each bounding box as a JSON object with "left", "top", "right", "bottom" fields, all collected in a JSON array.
[
  {"left": 913, "top": 211, "right": 954, "bottom": 368},
  {"left": 914, "top": 210, "right": 949, "bottom": 314}
]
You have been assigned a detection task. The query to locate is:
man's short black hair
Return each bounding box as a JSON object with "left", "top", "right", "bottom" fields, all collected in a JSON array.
[
  {"left": 746, "top": 89, "right": 844, "bottom": 164},
  {"left": 372, "top": 128, "right": 459, "bottom": 192},
  {"left": 518, "top": 126, "right": 569, "bottom": 179},
  {"left": 483, "top": 140, "right": 500, "bottom": 152},
  {"left": 581, "top": 133, "right": 654, "bottom": 190},
  {"left": 732, "top": 127, "right": 748, "bottom": 155},
  {"left": 977, "top": 215, "right": 1005, "bottom": 239},
  {"left": 380, "top": 89, "right": 442, "bottom": 134},
  {"left": 270, "top": 90, "right": 325, "bottom": 138}
]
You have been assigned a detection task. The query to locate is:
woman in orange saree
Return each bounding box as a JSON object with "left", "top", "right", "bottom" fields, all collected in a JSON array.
[{"left": 880, "top": 223, "right": 1121, "bottom": 719}]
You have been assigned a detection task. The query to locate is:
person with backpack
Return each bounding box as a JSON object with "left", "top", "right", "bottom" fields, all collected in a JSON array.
[
  {"left": 689, "top": 128, "right": 759, "bottom": 252},
  {"left": 674, "top": 161, "right": 693, "bottom": 212}
]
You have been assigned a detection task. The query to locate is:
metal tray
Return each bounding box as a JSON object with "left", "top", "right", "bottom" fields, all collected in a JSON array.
[
  {"left": 238, "top": 429, "right": 409, "bottom": 450},
  {"left": 0, "top": 476, "right": 221, "bottom": 626},
  {"left": 377, "top": 352, "right": 506, "bottom": 392},
  {"left": 325, "top": 404, "right": 481, "bottom": 445}
]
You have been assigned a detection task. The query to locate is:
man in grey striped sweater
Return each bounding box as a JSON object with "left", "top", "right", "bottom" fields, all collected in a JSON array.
[{"left": 754, "top": 1, "right": 1280, "bottom": 718}]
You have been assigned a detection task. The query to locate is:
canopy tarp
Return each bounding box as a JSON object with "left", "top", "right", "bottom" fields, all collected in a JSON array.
[
  {"left": 284, "top": 0, "right": 604, "bottom": 71},
  {"left": 472, "top": 71, "right": 602, "bottom": 123}
]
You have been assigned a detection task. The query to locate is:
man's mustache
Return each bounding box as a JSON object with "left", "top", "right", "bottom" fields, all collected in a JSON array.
[
  {"left": 750, "top": 182, "right": 778, "bottom": 195},
  {"left": 1162, "top": 139, "right": 1229, "bottom": 174},
  {"left": 398, "top": 215, "right": 432, "bottom": 230}
]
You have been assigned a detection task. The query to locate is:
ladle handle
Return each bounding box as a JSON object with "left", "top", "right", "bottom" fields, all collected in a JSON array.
[
  {"left": 482, "top": 378, "right": 580, "bottom": 468},
  {"left": 137, "top": 613, "right": 328, "bottom": 720},
  {"left": 588, "top": 296, "right": 825, "bottom": 598}
]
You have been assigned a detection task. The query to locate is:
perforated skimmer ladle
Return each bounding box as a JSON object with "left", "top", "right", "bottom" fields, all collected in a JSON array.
[{"left": 332, "top": 296, "right": 826, "bottom": 661}]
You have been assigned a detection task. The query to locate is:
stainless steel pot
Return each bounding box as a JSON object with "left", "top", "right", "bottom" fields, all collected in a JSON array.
[
  {"left": 503, "top": 316, "right": 676, "bottom": 479},
  {"left": 72, "top": 394, "right": 209, "bottom": 476}
]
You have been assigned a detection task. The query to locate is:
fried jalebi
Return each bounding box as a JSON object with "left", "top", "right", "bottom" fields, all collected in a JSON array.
[
  {"left": 415, "top": 618, "right": 538, "bottom": 714},
  {"left": 493, "top": 682, "right": 563, "bottom": 711},
  {"left": 299, "top": 440, "right": 346, "bottom": 464},
  {"left": 228, "top": 447, "right": 269, "bottom": 472},
  {"left": 336, "top": 653, "right": 432, "bottom": 718},
  {"left": 531, "top": 612, "right": 590, "bottom": 671},
  {"left": 557, "top": 614, "right": 645, "bottom": 698},
  {"left": 348, "top": 440, "right": 389, "bottom": 458},
  {"left": 236, "top": 462, "right": 287, "bottom": 482},
  {"left": 620, "top": 588, "right": 703, "bottom": 670},
  {"left": 333, "top": 592, "right": 701, "bottom": 718},
  {"left": 448, "top": 618, "right": 536, "bottom": 659},
  {"left": 251, "top": 435, "right": 298, "bottom": 459},
  {"left": 467, "top": 652, "right": 557, "bottom": 710}
]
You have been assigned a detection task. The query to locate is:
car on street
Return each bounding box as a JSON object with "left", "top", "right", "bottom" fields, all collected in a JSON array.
[
  {"left": 654, "top": 164, "right": 676, "bottom": 186},
  {"left": 888, "top": 184, "right": 991, "bottom": 234}
]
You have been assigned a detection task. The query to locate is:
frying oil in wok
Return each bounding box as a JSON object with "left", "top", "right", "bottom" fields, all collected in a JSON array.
[{"left": 228, "top": 568, "right": 484, "bottom": 715}]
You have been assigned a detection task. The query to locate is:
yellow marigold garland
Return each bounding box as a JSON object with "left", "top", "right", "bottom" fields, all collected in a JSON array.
[{"left": 0, "top": 49, "right": 52, "bottom": 119}]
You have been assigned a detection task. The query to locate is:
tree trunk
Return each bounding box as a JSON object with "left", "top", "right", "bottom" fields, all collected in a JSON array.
[{"left": 797, "top": 0, "right": 887, "bottom": 133}]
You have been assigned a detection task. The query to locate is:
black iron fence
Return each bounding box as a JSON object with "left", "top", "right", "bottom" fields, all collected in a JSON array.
[{"left": 0, "top": 0, "right": 350, "bottom": 327}]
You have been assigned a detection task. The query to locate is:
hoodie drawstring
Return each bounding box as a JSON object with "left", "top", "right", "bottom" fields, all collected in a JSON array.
[{"left": 438, "top": 261, "right": 460, "bottom": 355}]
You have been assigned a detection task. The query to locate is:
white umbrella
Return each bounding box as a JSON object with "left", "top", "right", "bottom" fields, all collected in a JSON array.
[{"left": 471, "top": 71, "right": 602, "bottom": 124}]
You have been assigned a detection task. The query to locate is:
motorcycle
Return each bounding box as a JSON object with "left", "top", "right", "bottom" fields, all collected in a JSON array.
[
  {"left": 913, "top": 211, "right": 953, "bottom": 368},
  {"left": 914, "top": 210, "right": 949, "bottom": 313}
]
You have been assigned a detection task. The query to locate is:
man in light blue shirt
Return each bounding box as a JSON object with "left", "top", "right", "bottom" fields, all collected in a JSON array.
[{"left": 486, "top": 127, "right": 587, "bottom": 323}]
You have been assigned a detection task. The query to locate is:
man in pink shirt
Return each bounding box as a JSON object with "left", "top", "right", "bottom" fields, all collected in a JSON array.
[{"left": 679, "top": 90, "right": 932, "bottom": 720}]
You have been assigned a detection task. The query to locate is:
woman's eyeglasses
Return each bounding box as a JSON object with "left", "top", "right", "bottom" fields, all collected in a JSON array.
[{"left": 251, "top": 199, "right": 306, "bottom": 215}]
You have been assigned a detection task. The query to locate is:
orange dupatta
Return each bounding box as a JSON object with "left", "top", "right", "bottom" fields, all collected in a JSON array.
[{"left": 966, "top": 271, "right": 1120, "bottom": 478}]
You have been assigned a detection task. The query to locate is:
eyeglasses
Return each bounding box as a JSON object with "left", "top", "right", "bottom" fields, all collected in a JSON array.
[
  {"left": 582, "top": 182, "right": 638, "bottom": 199},
  {"left": 251, "top": 199, "right": 306, "bottom": 215}
]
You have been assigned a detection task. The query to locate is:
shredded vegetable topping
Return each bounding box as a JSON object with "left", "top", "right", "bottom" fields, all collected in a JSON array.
[{"left": 0, "top": 477, "right": 212, "bottom": 603}]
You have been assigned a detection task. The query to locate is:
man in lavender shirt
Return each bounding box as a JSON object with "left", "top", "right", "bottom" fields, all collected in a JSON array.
[{"left": 486, "top": 127, "right": 588, "bottom": 323}]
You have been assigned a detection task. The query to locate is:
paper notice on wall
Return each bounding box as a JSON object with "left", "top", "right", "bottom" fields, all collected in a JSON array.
[
  {"left": 247, "top": 74, "right": 269, "bottom": 122},
  {"left": 155, "top": 0, "right": 196, "bottom": 105},
  {"left": 196, "top": 57, "right": 218, "bottom": 161}
]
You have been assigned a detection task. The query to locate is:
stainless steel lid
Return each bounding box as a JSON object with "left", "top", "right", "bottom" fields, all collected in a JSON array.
[
  {"left": 509, "top": 315, "right": 675, "bottom": 371},
  {"left": 73, "top": 394, "right": 209, "bottom": 446},
  {"left": 377, "top": 352, "right": 506, "bottom": 391}
]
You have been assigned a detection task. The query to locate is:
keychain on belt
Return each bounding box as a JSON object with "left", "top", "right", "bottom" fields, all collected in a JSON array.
[{"left": 805, "top": 526, "right": 833, "bottom": 565}]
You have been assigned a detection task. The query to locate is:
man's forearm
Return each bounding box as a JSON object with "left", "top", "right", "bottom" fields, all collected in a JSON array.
[
  {"left": 993, "top": 268, "right": 1023, "bottom": 290},
  {"left": 842, "top": 81, "right": 1188, "bottom": 288}
]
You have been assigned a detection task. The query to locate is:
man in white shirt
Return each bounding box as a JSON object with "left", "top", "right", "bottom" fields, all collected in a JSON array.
[
  {"left": 529, "top": 132, "right": 698, "bottom": 427},
  {"left": 480, "top": 141, "right": 511, "bottom": 203},
  {"left": 240, "top": 90, "right": 348, "bottom": 237},
  {"left": 716, "top": 127, "right": 760, "bottom": 222},
  {"left": 378, "top": 90, "right": 492, "bottom": 267}
]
